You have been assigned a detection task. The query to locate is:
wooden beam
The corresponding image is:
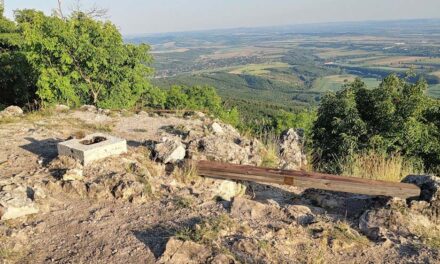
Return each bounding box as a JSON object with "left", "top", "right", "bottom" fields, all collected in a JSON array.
[{"left": 194, "top": 160, "right": 420, "bottom": 199}]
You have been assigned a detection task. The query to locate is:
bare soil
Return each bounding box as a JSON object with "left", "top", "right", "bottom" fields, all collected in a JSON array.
[{"left": 0, "top": 110, "right": 439, "bottom": 264}]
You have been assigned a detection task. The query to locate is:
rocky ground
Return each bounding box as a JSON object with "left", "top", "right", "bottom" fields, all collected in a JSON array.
[{"left": 0, "top": 106, "right": 439, "bottom": 264}]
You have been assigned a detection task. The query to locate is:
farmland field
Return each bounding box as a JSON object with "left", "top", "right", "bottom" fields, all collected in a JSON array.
[
  {"left": 311, "top": 75, "right": 381, "bottom": 92},
  {"left": 130, "top": 19, "right": 440, "bottom": 114}
]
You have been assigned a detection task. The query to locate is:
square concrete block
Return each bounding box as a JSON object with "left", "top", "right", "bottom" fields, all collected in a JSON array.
[{"left": 57, "top": 133, "right": 127, "bottom": 165}]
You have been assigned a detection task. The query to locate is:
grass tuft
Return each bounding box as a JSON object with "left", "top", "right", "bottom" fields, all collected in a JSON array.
[
  {"left": 340, "top": 152, "right": 421, "bottom": 182},
  {"left": 175, "top": 161, "right": 200, "bottom": 184},
  {"left": 259, "top": 132, "right": 280, "bottom": 168},
  {"left": 175, "top": 214, "right": 236, "bottom": 244}
]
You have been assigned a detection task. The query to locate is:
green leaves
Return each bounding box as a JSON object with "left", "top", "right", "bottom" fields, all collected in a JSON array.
[
  {"left": 313, "top": 74, "right": 440, "bottom": 173},
  {"left": 0, "top": 9, "right": 37, "bottom": 106},
  {"left": 15, "top": 10, "right": 153, "bottom": 108}
]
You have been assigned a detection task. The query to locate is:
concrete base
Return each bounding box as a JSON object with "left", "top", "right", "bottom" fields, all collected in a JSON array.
[{"left": 57, "top": 133, "right": 127, "bottom": 165}]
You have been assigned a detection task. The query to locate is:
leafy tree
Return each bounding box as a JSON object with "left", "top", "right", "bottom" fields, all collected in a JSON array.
[
  {"left": 165, "top": 85, "right": 223, "bottom": 113},
  {"left": 162, "top": 85, "right": 241, "bottom": 126},
  {"left": 16, "top": 10, "right": 154, "bottom": 109},
  {"left": 0, "top": 6, "right": 36, "bottom": 107},
  {"left": 272, "top": 110, "right": 317, "bottom": 136},
  {"left": 313, "top": 75, "right": 440, "bottom": 173}
]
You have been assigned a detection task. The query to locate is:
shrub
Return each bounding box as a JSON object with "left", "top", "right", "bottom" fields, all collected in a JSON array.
[
  {"left": 16, "top": 10, "right": 154, "bottom": 109},
  {"left": 313, "top": 75, "right": 440, "bottom": 174},
  {"left": 272, "top": 109, "right": 317, "bottom": 136},
  {"left": 162, "top": 85, "right": 241, "bottom": 126},
  {"left": 0, "top": 6, "right": 37, "bottom": 107}
]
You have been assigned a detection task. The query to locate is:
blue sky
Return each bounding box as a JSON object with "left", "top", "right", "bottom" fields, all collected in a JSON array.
[{"left": 4, "top": 0, "right": 440, "bottom": 35}]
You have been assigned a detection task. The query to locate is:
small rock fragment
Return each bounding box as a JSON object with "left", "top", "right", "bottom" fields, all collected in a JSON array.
[
  {"left": 55, "top": 104, "right": 70, "bottom": 112},
  {"left": 0, "top": 105, "right": 23, "bottom": 117},
  {"left": 210, "top": 122, "right": 224, "bottom": 135},
  {"left": 159, "top": 237, "right": 212, "bottom": 264},
  {"left": 154, "top": 138, "right": 186, "bottom": 164},
  {"left": 230, "top": 197, "right": 268, "bottom": 219},
  {"left": 80, "top": 105, "right": 97, "bottom": 112},
  {"left": 213, "top": 180, "right": 246, "bottom": 201},
  {"left": 286, "top": 205, "right": 315, "bottom": 225},
  {"left": 62, "top": 168, "right": 84, "bottom": 181},
  {"left": 0, "top": 185, "right": 39, "bottom": 220}
]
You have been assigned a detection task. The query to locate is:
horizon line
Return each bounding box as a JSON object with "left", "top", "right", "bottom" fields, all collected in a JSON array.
[{"left": 123, "top": 17, "right": 440, "bottom": 38}]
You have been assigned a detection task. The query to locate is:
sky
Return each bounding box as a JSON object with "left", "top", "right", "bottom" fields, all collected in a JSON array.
[{"left": 4, "top": 0, "right": 440, "bottom": 35}]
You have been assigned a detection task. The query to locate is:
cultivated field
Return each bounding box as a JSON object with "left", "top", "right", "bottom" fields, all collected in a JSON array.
[{"left": 134, "top": 20, "right": 440, "bottom": 113}]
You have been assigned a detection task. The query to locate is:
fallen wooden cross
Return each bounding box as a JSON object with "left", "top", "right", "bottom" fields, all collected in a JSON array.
[{"left": 194, "top": 160, "right": 421, "bottom": 199}]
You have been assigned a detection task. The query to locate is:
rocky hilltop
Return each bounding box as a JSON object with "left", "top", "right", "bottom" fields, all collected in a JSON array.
[{"left": 0, "top": 106, "right": 439, "bottom": 263}]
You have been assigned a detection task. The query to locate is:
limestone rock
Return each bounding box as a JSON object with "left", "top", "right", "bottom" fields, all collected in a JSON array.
[
  {"left": 98, "top": 108, "right": 111, "bottom": 115},
  {"left": 0, "top": 185, "right": 38, "bottom": 220},
  {"left": 210, "top": 122, "right": 224, "bottom": 135},
  {"left": 402, "top": 175, "right": 440, "bottom": 219},
  {"left": 358, "top": 198, "right": 434, "bottom": 241},
  {"left": 194, "top": 111, "right": 206, "bottom": 119},
  {"left": 188, "top": 136, "right": 262, "bottom": 166},
  {"left": 55, "top": 104, "right": 70, "bottom": 112},
  {"left": 0, "top": 106, "right": 23, "bottom": 117},
  {"left": 112, "top": 179, "right": 148, "bottom": 203},
  {"left": 278, "top": 128, "right": 307, "bottom": 170},
  {"left": 402, "top": 175, "right": 440, "bottom": 202},
  {"left": 154, "top": 138, "right": 186, "bottom": 164},
  {"left": 210, "top": 253, "right": 236, "bottom": 264},
  {"left": 286, "top": 205, "right": 315, "bottom": 225},
  {"left": 230, "top": 197, "right": 268, "bottom": 219},
  {"left": 359, "top": 210, "right": 388, "bottom": 241},
  {"left": 62, "top": 168, "right": 84, "bottom": 181},
  {"left": 80, "top": 105, "right": 97, "bottom": 112},
  {"left": 159, "top": 237, "right": 211, "bottom": 264},
  {"left": 302, "top": 189, "right": 375, "bottom": 217},
  {"left": 212, "top": 180, "right": 246, "bottom": 201},
  {"left": 62, "top": 181, "right": 88, "bottom": 197}
]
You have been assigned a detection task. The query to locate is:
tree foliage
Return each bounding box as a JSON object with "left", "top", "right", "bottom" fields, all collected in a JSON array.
[
  {"left": 16, "top": 10, "right": 154, "bottom": 108},
  {"left": 313, "top": 75, "right": 440, "bottom": 173},
  {"left": 0, "top": 6, "right": 36, "bottom": 107}
]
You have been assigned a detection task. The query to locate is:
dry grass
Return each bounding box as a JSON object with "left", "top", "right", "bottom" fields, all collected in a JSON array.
[
  {"left": 228, "top": 62, "right": 289, "bottom": 75},
  {"left": 259, "top": 132, "right": 280, "bottom": 168},
  {"left": 365, "top": 56, "right": 424, "bottom": 66},
  {"left": 175, "top": 161, "right": 200, "bottom": 184},
  {"left": 340, "top": 152, "right": 420, "bottom": 182},
  {"left": 81, "top": 122, "right": 114, "bottom": 132},
  {"left": 175, "top": 214, "right": 236, "bottom": 244},
  {"left": 173, "top": 196, "right": 195, "bottom": 209},
  {"left": 0, "top": 108, "right": 55, "bottom": 125},
  {"left": 0, "top": 116, "right": 18, "bottom": 125},
  {"left": 317, "top": 49, "right": 372, "bottom": 59},
  {"left": 413, "top": 224, "right": 440, "bottom": 249},
  {"left": 327, "top": 221, "right": 370, "bottom": 248},
  {"left": 0, "top": 236, "right": 25, "bottom": 263}
]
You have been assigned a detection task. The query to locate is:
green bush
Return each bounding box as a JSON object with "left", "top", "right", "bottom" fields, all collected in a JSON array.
[
  {"left": 16, "top": 10, "right": 154, "bottom": 109},
  {"left": 272, "top": 110, "right": 317, "bottom": 136},
  {"left": 0, "top": 6, "right": 37, "bottom": 107},
  {"left": 313, "top": 75, "right": 440, "bottom": 173}
]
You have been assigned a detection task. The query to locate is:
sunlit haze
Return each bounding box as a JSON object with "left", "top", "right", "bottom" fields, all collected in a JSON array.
[{"left": 4, "top": 0, "right": 440, "bottom": 35}]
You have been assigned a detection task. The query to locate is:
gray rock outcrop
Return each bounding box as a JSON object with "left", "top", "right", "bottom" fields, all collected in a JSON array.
[
  {"left": 278, "top": 128, "right": 307, "bottom": 170},
  {"left": 154, "top": 138, "right": 186, "bottom": 164},
  {"left": 188, "top": 122, "right": 262, "bottom": 166},
  {"left": 0, "top": 105, "right": 23, "bottom": 117},
  {"left": 0, "top": 184, "right": 39, "bottom": 220}
]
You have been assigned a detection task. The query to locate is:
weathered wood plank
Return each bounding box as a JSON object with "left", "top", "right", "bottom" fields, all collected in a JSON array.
[{"left": 194, "top": 160, "right": 421, "bottom": 199}]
